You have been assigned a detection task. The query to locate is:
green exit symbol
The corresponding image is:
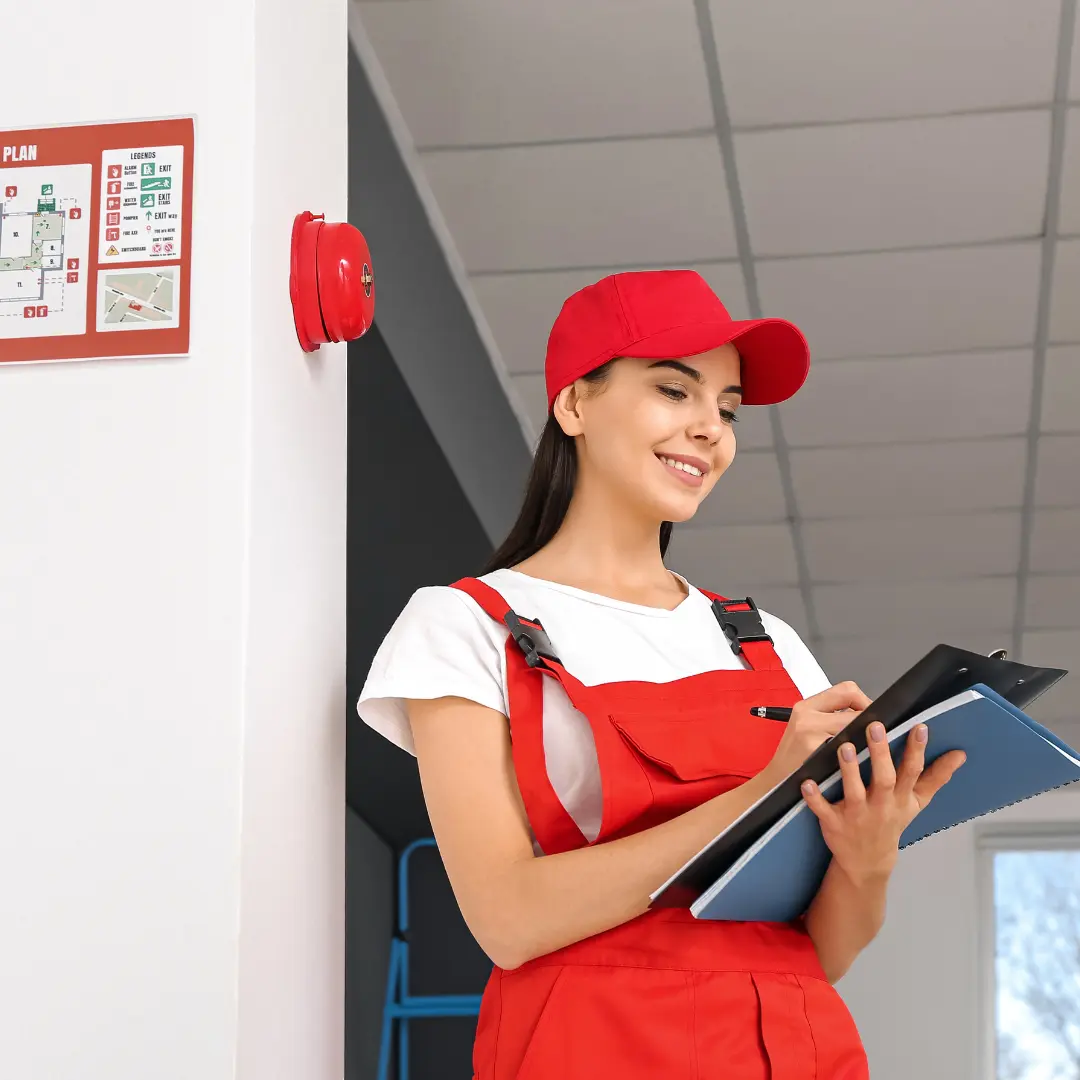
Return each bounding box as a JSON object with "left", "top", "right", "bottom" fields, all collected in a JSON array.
[
  {"left": 140, "top": 193, "right": 156, "bottom": 207},
  {"left": 40, "top": 183, "right": 53, "bottom": 196},
  {"left": 140, "top": 162, "right": 155, "bottom": 176},
  {"left": 140, "top": 177, "right": 171, "bottom": 191}
]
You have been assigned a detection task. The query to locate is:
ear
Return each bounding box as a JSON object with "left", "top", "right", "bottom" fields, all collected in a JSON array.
[{"left": 552, "top": 382, "right": 586, "bottom": 437}]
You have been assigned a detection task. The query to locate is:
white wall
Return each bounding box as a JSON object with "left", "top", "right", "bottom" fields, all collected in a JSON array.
[
  {"left": 0, "top": 2, "right": 347, "bottom": 1078},
  {"left": 236, "top": 4, "right": 348, "bottom": 1077},
  {"left": 840, "top": 786, "right": 1080, "bottom": 1080}
]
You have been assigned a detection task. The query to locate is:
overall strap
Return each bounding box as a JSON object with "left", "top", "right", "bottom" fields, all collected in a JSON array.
[
  {"left": 698, "top": 589, "right": 785, "bottom": 672},
  {"left": 449, "top": 578, "right": 590, "bottom": 854}
]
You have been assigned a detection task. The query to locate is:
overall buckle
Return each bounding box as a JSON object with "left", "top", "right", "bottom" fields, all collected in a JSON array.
[
  {"left": 711, "top": 596, "right": 773, "bottom": 657},
  {"left": 503, "top": 611, "right": 560, "bottom": 668}
]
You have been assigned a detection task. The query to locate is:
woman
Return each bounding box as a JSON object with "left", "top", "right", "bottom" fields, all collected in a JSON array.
[{"left": 357, "top": 270, "right": 965, "bottom": 1079}]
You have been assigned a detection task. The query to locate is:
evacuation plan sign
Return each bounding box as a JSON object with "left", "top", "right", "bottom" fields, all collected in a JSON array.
[{"left": 0, "top": 117, "right": 193, "bottom": 364}]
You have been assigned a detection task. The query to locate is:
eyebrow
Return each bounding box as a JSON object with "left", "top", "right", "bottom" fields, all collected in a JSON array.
[{"left": 648, "top": 359, "right": 742, "bottom": 395}]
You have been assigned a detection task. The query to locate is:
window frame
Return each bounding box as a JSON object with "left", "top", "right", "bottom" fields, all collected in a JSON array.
[{"left": 976, "top": 822, "right": 1080, "bottom": 1080}]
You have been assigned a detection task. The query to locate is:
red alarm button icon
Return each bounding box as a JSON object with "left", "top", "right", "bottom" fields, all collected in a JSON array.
[{"left": 289, "top": 211, "right": 375, "bottom": 352}]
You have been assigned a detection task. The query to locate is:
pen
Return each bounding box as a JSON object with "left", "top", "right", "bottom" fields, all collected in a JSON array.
[{"left": 750, "top": 706, "right": 792, "bottom": 721}]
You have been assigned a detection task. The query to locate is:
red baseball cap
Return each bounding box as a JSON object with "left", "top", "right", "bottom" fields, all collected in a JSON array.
[{"left": 544, "top": 270, "right": 810, "bottom": 410}]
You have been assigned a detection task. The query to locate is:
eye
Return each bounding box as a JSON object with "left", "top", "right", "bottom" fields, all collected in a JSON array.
[
  {"left": 658, "top": 385, "right": 688, "bottom": 401},
  {"left": 719, "top": 408, "right": 740, "bottom": 426}
]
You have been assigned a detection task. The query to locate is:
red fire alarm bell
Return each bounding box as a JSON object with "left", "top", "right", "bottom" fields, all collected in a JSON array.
[{"left": 289, "top": 211, "right": 375, "bottom": 352}]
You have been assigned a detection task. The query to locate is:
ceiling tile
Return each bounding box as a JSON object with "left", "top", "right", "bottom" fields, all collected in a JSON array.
[
  {"left": 687, "top": 450, "right": 787, "bottom": 527},
  {"left": 694, "top": 264, "right": 752, "bottom": 320},
  {"left": 803, "top": 511, "right": 1021, "bottom": 581},
  {"left": 472, "top": 269, "right": 619, "bottom": 375},
  {"left": 709, "top": 0, "right": 1060, "bottom": 127},
  {"left": 509, "top": 373, "right": 547, "bottom": 442},
  {"left": 699, "top": 264, "right": 751, "bottom": 315},
  {"left": 1049, "top": 240, "right": 1080, "bottom": 343},
  {"left": 667, "top": 523, "right": 799, "bottom": 585},
  {"left": 817, "top": 627, "right": 1007, "bottom": 699},
  {"left": 357, "top": 0, "right": 713, "bottom": 147},
  {"left": 470, "top": 262, "right": 750, "bottom": 377},
  {"left": 673, "top": 263, "right": 751, "bottom": 317},
  {"left": 781, "top": 350, "right": 1034, "bottom": 448},
  {"left": 1029, "top": 509, "right": 1080, "bottom": 573},
  {"left": 1051, "top": 721, "right": 1080, "bottom": 745},
  {"left": 1042, "top": 346, "right": 1080, "bottom": 431},
  {"left": 1026, "top": 689, "right": 1077, "bottom": 726},
  {"left": 1072, "top": 9, "right": 1080, "bottom": 100},
  {"left": 738, "top": 112, "right": 1050, "bottom": 257},
  {"left": 1020, "top": 631, "right": 1080, "bottom": 711},
  {"left": 757, "top": 243, "right": 1041, "bottom": 359},
  {"left": 1025, "top": 681, "right": 1079, "bottom": 726},
  {"left": 791, "top": 439, "right": 1027, "bottom": 519},
  {"left": 1059, "top": 109, "right": 1080, "bottom": 235},
  {"left": 1025, "top": 574, "right": 1080, "bottom": 629},
  {"left": 812, "top": 640, "right": 897, "bottom": 698},
  {"left": 813, "top": 579, "right": 1017, "bottom": 642},
  {"left": 1021, "top": 629, "right": 1080, "bottom": 671},
  {"left": 730, "top": 408, "right": 774, "bottom": 451},
  {"left": 421, "top": 137, "right": 737, "bottom": 273},
  {"left": 1035, "top": 435, "right": 1080, "bottom": 507}
]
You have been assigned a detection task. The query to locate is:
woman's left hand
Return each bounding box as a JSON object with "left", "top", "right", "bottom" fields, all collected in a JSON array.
[{"left": 801, "top": 721, "right": 967, "bottom": 885}]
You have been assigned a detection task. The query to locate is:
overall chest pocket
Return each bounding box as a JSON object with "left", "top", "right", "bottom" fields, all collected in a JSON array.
[{"left": 609, "top": 708, "right": 785, "bottom": 784}]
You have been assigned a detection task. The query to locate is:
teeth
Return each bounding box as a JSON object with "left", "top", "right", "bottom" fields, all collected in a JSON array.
[{"left": 660, "top": 456, "right": 703, "bottom": 477}]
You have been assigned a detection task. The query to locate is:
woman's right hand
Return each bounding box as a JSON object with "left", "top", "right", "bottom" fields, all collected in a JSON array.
[{"left": 761, "top": 681, "right": 874, "bottom": 786}]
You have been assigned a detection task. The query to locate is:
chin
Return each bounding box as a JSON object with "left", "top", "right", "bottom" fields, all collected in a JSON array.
[
  {"left": 665, "top": 502, "right": 703, "bottom": 524},
  {"left": 650, "top": 491, "right": 705, "bottom": 525}
]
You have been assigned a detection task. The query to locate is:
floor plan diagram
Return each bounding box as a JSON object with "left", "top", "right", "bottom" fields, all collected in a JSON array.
[
  {"left": 0, "top": 208, "right": 64, "bottom": 298},
  {"left": 0, "top": 162, "right": 90, "bottom": 340}
]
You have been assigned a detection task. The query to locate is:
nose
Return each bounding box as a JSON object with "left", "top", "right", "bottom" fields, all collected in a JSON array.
[{"left": 690, "top": 402, "right": 728, "bottom": 445}]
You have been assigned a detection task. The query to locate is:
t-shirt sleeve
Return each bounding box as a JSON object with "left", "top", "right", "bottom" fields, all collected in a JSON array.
[
  {"left": 356, "top": 586, "right": 508, "bottom": 756},
  {"left": 760, "top": 611, "right": 832, "bottom": 699}
]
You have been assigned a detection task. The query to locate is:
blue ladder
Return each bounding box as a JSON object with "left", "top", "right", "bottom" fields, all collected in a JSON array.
[{"left": 376, "top": 838, "right": 484, "bottom": 1080}]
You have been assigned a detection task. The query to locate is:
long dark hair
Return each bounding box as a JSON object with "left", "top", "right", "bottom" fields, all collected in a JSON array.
[{"left": 481, "top": 360, "right": 673, "bottom": 573}]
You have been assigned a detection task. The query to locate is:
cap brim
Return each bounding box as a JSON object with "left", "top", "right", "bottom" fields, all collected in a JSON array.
[{"left": 621, "top": 317, "right": 810, "bottom": 405}]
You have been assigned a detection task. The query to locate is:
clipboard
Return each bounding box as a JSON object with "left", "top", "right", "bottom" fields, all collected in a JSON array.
[{"left": 650, "top": 644, "right": 1069, "bottom": 908}]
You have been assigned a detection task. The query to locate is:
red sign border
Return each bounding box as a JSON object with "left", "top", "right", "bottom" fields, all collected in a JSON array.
[{"left": 0, "top": 116, "right": 194, "bottom": 364}]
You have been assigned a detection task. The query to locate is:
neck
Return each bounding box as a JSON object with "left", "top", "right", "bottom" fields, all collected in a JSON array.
[{"left": 523, "top": 468, "right": 676, "bottom": 595}]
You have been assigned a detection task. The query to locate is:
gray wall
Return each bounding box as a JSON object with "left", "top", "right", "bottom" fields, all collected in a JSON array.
[
  {"left": 345, "top": 809, "right": 394, "bottom": 1080},
  {"left": 345, "top": 322, "right": 495, "bottom": 846},
  {"left": 346, "top": 45, "right": 531, "bottom": 547},
  {"left": 345, "top": 322, "right": 495, "bottom": 1080}
]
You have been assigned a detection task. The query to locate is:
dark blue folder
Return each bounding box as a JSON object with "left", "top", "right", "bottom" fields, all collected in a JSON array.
[{"left": 690, "top": 685, "right": 1080, "bottom": 923}]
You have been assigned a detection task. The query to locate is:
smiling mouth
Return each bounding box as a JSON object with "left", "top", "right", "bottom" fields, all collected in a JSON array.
[{"left": 657, "top": 454, "right": 707, "bottom": 486}]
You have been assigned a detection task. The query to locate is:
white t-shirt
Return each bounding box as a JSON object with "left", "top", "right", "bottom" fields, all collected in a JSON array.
[{"left": 356, "top": 568, "right": 831, "bottom": 843}]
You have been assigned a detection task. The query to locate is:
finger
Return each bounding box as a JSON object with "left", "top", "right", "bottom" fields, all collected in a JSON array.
[
  {"left": 807, "top": 680, "right": 873, "bottom": 715},
  {"left": 895, "top": 723, "right": 928, "bottom": 796},
  {"left": 799, "top": 708, "right": 863, "bottom": 740},
  {"left": 912, "top": 750, "right": 967, "bottom": 808},
  {"left": 866, "top": 721, "right": 896, "bottom": 795},
  {"left": 823, "top": 709, "right": 862, "bottom": 737},
  {"left": 837, "top": 741, "right": 866, "bottom": 807},
  {"left": 801, "top": 779, "right": 840, "bottom": 828}
]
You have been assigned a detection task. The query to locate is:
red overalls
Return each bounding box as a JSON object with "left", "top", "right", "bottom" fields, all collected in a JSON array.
[{"left": 451, "top": 577, "right": 869, "bottom": 1080}]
